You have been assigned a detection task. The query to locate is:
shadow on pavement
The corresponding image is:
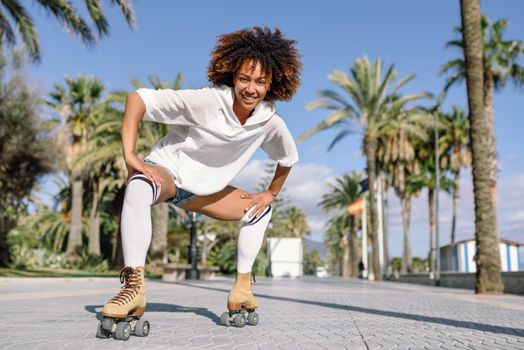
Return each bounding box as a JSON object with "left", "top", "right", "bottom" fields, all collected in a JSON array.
[
  {"left": 84, "top": 303, "right": 221, "bottom": 324},
  {"left": 175, "top": 282, "right": 524, "bottom": 337}
]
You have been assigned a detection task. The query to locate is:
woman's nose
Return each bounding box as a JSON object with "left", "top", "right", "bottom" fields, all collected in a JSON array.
[{"left": 245, "top": 82, "right": 256, "bottom": 94}]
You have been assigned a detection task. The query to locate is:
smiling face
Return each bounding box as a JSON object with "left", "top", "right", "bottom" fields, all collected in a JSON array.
[{"left": 232, "top": 60, "right": 271, "bottom": 122}]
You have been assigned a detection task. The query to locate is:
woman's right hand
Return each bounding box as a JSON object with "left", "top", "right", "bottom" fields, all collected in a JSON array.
[{"left": 125, "top": 153, "right": 163, "bottom": 187}]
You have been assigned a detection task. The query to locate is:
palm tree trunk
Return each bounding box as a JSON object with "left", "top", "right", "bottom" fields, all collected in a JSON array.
[
  {"left": 342, "top": 230, "right": 350, "bottom": 278},
  {"left": 450, "top": 171, "right": 460, "bottom": 270},
  {"left": 483, "top": 72, "right": 501, "bottom": 251},
  {"left": 334, "top": 247, "right": 341, "bottom": 276},
  {"left": 149, "top": 202, "right": 169, "bottom": 274},
  {"left": 349, "top": 216, "right": 359, "bottom": 277},
  {"left": 381, "top": 174, "right": 389, "bottom": 276},
  {"left": 483, "top": 71, "right": 498, "bottom": 208},
  {"left": 364, "top": 134, "right": 381, "bottom": 280},
  {"left": 66, "top": 178, "right": 83, "bottom": 257},
  {"left": 0, "top": 218, "right": 12, "bottom": 266},
  {"left": 428, "top": 188, "right": 436, "bottom": 275},
  {"left": 111, "top": 187, "right": 126, "bottom": 268},
  {"left": 400, "top": 195, "right": 412, "bottom": 274},
  {"left": 88, "top": 182, "right": 101, "bottom": 256},
  {"left": 88, "top": 209, "right": 101, "bottom": 256},
  {"left": 460, "top": 0, "right": 503, "bottom": 293}
]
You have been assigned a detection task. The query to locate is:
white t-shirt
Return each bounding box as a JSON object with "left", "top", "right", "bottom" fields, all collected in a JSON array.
[{"left": 136, "top": 85, "right": 299, "bottom": 196}]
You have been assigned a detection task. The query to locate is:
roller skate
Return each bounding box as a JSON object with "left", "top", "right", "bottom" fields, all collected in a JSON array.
[
  {"left": 96, "top": 266, "right": 150, "bottom": 340},
  {"left": 220, "top": 272, "right": 259, "bottom": 327}
]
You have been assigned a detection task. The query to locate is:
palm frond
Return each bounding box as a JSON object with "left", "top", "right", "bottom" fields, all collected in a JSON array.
[
  {"left": 34, "top": 0, "right": 95, "bottom": 45},
  {"left": 327, "top": 129, "right": 353, "bottom": 151},
  {"left": 110, "top": 0, "right": 136, "bottom": 28},
  {"left": 84, "top": 0, "right": 109, "bottom": 36},
  {"left": 0, "top": 10, "right": 16, "bottom": 46},
  {"left": 1, "top": 0, "right": 40, "bottom": 61},
  {"left": 390, "top": 74, "right": 416, "bottom": 96},
  {"left": 316, "top": 89, "right": 351, "bottom": 108},
  {"left": 305, "top": 99, "right": 343, "bottom": 111},
  {"left": 445, "top": 39, "right": 463, "bottom": 50},
  {"left": 439, "top": 58, "right": 464, "bottom": 76}
]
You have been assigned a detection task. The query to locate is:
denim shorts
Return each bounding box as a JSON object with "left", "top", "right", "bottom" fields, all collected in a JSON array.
[{"left": 144, "top": 159, "right": 198, "bottom": 207}]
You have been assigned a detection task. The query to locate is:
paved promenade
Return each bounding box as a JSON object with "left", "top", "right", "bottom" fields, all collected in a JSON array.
[{"left": 1, "top": 276, "right": 524, "bottom": 349}]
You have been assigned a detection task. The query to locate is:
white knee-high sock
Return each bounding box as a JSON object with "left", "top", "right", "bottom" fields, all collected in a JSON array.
[
  {"left": 121, "top": 174, "right": 160, "bottom": 267},
  {"left": 236, "top": 206, "right": 272, "bottom": 273}
]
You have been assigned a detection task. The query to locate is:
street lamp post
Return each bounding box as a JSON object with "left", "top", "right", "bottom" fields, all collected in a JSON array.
[{"left": 186, "top": 212, "right": 200, "bottom": 280}]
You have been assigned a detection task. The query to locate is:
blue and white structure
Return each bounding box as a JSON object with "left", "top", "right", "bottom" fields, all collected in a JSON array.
[{"left": 440, "top": 238, "right": 522, "bottom": 273}]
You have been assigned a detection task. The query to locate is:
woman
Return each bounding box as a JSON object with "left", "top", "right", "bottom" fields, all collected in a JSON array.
[{"left": 100, "top": 26, "right": 302, "bottom": 333}]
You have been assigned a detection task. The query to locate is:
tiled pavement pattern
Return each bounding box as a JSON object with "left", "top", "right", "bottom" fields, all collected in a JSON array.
[{"left": 1, "top": 276, "right": 524, "bottom": 349}]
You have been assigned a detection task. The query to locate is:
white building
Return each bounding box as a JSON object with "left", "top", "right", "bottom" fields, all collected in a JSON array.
[
  {"left": 267, "top": 238, "right": 303, "bottom": 278},
  {"left": 440, "top": 238, "right": 522, "bottom": 273}
]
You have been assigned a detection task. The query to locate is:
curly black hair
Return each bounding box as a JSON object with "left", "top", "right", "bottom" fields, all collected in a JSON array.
[{"left": 207, "top": 27, "right": 302, "bottom": 102}]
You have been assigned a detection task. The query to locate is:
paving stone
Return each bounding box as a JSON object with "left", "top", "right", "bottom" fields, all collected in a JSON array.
[{"left": 1, "top": 276, "right": 524, "bottom": 349}]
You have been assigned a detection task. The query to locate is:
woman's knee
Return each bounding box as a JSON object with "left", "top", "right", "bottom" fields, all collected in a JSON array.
[
  {"left": 125, "top": 173, "right": 160, "bottom": 204},
  {"left": 148, "top": 165, "right": 177, "bottom": 203},
  {"left": 239, "top": 205, "right": 272, "bottom": 224}
]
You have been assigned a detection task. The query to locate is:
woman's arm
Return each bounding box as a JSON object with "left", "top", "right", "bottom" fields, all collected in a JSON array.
[
  {"left": 121, "top": 92, "right": 162, "bottom": 186},
  {"left": 267, "top": 164, "right": 292, "bottom": 198},
  {"left": 240, "top": 164, "right": 292, "bottom": 218}
]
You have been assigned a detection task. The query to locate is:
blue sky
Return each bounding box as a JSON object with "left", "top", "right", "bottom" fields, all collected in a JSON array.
[{"left": 27, "top": 1, "right": 524, "bottom": 258}]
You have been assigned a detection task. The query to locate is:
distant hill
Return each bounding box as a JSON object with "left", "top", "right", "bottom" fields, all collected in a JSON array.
[{"left": 303, "top": 238, "right": 326, "bottom": 260}]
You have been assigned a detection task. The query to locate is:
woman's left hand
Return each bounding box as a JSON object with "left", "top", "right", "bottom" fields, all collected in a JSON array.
[{"left": 240, "top": 191, "right": 275, "bottom": 218}]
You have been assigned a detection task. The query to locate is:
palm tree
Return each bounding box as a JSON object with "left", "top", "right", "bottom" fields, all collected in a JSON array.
[
  {"left": 441, "top": 13, "right": 524, "bottom": 214},
  {"left": 319, "top": 172, "right": 363, "bottom": 277},
  {"left": 279, "top": 206, "right": 310, "bottom": 238},
  {"left": 301, "top": 57, "right": 431, "bottom": 280},
  {"left": 440, "top": 107, "right": 471, "bottom": 261},
  {"left": 76, "top": 99, "right": 129, "bottom": 260},
  {"left": 48, "top": 76, "right": 106, "bottom": 258},
  {"left": 377, "top": 99, "right": 435, "bottom": 274},
  {"left": 459, "top": 0, "right": 503, "bottom": 293},
  {"left": 28, "top": 176, "right": 89, "bottom": 254},
  {"left": 406, "top": 156, "right": 453, "bottom": 275},
  {"left": 323, "top": 213, "right": 350, "bottom": 276},
  {"left": 0, "top": 0, "right": 135, "bottom": 63}
]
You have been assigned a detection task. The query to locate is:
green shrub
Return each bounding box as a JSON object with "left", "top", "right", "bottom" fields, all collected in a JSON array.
[{"left": 69, "top": 250, "right": 109, "bottom": 272}]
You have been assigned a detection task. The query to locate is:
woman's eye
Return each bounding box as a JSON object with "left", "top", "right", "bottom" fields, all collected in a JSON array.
[
  {"left": 258, "top": 81, "right": 266, "bottom": 86},
  {"left": 239, "top": 77, "right": 247, "bottom": 82}
]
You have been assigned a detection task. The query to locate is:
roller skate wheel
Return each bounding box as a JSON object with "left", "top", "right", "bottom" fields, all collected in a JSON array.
[
  {"left": 101, "top": 318, "right": 114, "bottom": 331},
  {"left": 96, "top": 322, "right": 111, "bottom": 339},
  {"left": 247, "top": 312, "right": 259, "bottom": 326},
  {"left": 135, "top": 318, "right": 150, "bottom": 337},
  {"left": 220, "top": 312, "right": 230, "bottom": 326},
  {"left": 114, "top": 322, "right": 132, "bottom": 341},
  {"left": 233, "top": 314, "right": 246, "bottom": 328}
]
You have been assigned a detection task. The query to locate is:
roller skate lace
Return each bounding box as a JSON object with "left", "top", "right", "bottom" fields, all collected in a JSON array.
[{"left": 108, "top": 267, "right": 141, "bottom": 306}]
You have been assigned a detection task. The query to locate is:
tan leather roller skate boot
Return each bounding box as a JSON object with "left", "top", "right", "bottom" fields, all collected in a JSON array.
[
  {"left": 96, "top": 267, "right": 150, "bottom": 340},
  {"left": 220, "top": 272, "right": 259, "bottom": 327}
]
